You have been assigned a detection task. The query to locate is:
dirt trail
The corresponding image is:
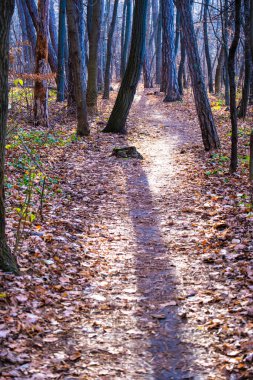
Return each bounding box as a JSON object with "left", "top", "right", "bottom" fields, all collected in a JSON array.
[
  {"left": 50, "top": 91, "right": 222, "bottom": 379},
  {"left": 2, "top": 90, "right": 229, "bottom": 379}
]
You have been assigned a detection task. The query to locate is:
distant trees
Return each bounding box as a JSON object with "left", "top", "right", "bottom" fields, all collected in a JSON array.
[{"left": 0, "top": 0, "right": 19, "bottom": 274}]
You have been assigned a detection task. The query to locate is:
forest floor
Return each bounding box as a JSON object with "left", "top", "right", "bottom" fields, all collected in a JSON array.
[{"left": 0, "top": 87, "right": 253, "bottom": 380}]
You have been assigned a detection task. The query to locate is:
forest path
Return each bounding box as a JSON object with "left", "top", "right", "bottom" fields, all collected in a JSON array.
[
  {"left": 48, "top": 90, "right": 222, "bottom": 379},
  {"left": 2, "top": 90, "right": 228, "bottom": 379}
]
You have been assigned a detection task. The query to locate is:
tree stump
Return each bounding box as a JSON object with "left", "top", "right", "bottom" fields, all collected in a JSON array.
[{"left": 112, "top": 146, "right": 143, "bottom": 159}]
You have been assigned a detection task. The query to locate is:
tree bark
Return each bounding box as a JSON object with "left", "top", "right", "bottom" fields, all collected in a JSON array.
[
  {"left": 203, "top": 0, "right": 213, "bottom": 93},
  {"left": 25, "top": 0, "right": 57, "bottom": 74},
  {"left": 174, "top": 9, "right": 180, "bottom": 56},
  {"left": 223, "top": 0, "right": 230, "bottom": 105},
  {"left": 49, "top": 0, "right": 58, "bottom": 54},
  {"left": 21, "top": 0, "right": 36, "bottom": 56},
  {"left": 215, "top": 46, "right": 224, "bottom": 94},
  {"left": 16, "top": 0, "right": 31, "bottom": 71},
  {"left": 103, "top": 0, "right": 148, "bottom": 134},
  {"left": 175, "top": 0, "right": 220, "bottom": 150},
  {"left": 178, "top": 28, "right": 186, "bottom": 95},
  {"left": 121, "top": 0, "right": 132, "bottom": 78},
  {"left": 162, "top": 0, "right": 181, "bottom": 102},
  {"left": 86, "top": 0, "right": 102, "bottom": 112},
  {"left": 238, "top": 0, "right": 252, "bottom": 119},
  {"left": 57, "top": 0, "right": 66, "bottom": 102},
  {"left": 66, "top": 0, "right": 90, "bottom": 136},
  {"left": 33, "top": 0, "right": 50, "bottom": 128},
  {"left": 156, "top": 4, "right": 162, "bottom": 84},
  {"left": 0, "top": 0, "right": 19, "bottom": 274},
  {"left": 228, "top": 0, "right": 241, "bottom": 173},
  {"left": 103, "top": 0, "right": 119, "bottom": 99}
]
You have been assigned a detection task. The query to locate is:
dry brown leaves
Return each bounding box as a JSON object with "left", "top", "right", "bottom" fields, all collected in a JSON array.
[{"left": 0, "top": 87, "right": 252, "bottom": 379}]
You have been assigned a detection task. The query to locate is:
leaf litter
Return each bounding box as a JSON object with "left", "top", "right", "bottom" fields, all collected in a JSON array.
[{"left": 0, "top": 88, "right": 252, "bottom": 379}]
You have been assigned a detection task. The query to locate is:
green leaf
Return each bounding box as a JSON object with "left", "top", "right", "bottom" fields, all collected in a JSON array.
[{"left": 13, "top": 78, "right": 24, "bottom": 87}]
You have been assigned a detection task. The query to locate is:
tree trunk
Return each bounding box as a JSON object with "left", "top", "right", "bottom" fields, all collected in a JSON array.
[
  {"left": 0, "top": 0, "right": 19, "bottom": 274},
  {"left": 33, "top": 0, "right": 50, "bottom": 128},
  {"left": 203, "top": 0, "right": 213, "bottom": 93},
  {"left": 16, "top": 0, "right": 31, "bottom": 71},
  {"left": 25, "top": 0, "right": 57, "bottom": 74},
  {"left": 174, "top": 9, "right": 180, "bottom": 57},
  {"left": 86, "top": 0, "right": 102, "bottom": 112},
  {"left": 78, "top": 0, "right": 86, "bottom": 89},
  {"left": 238, "top": 0, "right": 252, "bottom": 119},
  {"left": 143, "top": 0, "right": 153, "bottom": 89},
  {"left": 228, "top": 0, "right": 241, "bottom": 173},
  {"left": 57, "top": 0, "right": 66, "bottom": 102},
  {"left": 21, "top": 0, "right": 36, "bottom": 56},
  {"left": 66, "top": 0, "right": 90, "bottom": 136},
  {"left": 162, "top": 0, "right": 181, "bottom": 102},
  {"left": 156, "top": 4, "right": 162, "bottom": 85},
  {"left": 178, "top": 29, "right": 186, "bottom": 95},
  {"left": 49, "top": 0, "right": 58, "bottom": 54},
  {"left": 120, "top": 0, "right": 127, "bottom": 78},
  {"left": 250, "top": 1, "right": 253, "bottom": 183},
  {"left": 103, "top": 0, "right": 148, "bottom": 134},
  {"left": 215, "top": 46, "right": 224, "bottom": 94},
  {"left": 121, "top": 0, "right": 132, "bottom": 78},
  {"left": 143, "top": 56, "right": 153, "bottom": 88},
  {"left": 223, "top": 0, "right": 230, "bottom": 105},
  {"left": 175, "top": 0, "right": 220, "bottom": 150},
  {"left": 103, "top": 0, "right": 119, "bottom": 99}
]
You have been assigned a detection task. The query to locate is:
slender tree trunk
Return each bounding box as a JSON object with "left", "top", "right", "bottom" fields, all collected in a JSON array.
[
  {"left": 121, "top": 0, "right": 132, "bottom": 78},
  {"left": 228, "top": 0, "right": 241, "bottom": 173},
  {"left": 215, "top": 46, "right": 224, "bottom": 94},
  {"left": 49, "top": 0, "right": 58, "bottom": 54},
  {"left": 120, "top": 0, "right": 127, "bottom": 78},
  {"left": 0, "top": 0, "right": 19, "bottom": 274},
  {"left": 178, "top": 29, "right": 186, "bottom": 95},
  {"left": 78, "top": 0, "right": 86, "bottom": 89},
  {"left": 97, "top": 0, "right": 106, "bottom": 92},
  {"left": 203, "top": 0, "right": 213, "bottom": 93},
  {"left": 250, "top": 1, "right": 253, "bottom": 182},
  {"left": 238, "top": 0, "right": 252, "bottom": 119},
  {"left": 57, "top": 0, "right": 66, "bottom": 102},
  {"left": 162, "top": 0, "right": 181, "bottom": 102},
  {"left": 67, "top": 0, "right": 90, "bottom": 136},
  {"left": 16, "top": 0, "right": 30, "bottom": 71},
  {"left": 21, "top": 0, "right": 36, "bottom": 56},
  {"left": 143, "top": 0, "right": 153, "bottom": 89},
  {"left": 223, "top": 0, "right": 230, "bottom": 105},
  {"left": 174, "top": 9, "right": 180, "bottom": 56},
  {"left": 86, "top": 0, "right": 102, "bottom": 112},
  {"left": 103, "top": 0, "right": 148, "bottom": 134},
  {"left": 34, "top": 0, "right": 49, "bottom": 128},
  {"left": 156, "top": 4, "right": 162, "bottom": 84},
  {"left": 175, "top": 0, "right": 220, "bottom": 150},
  {"left": 103, "top": 0, "right": 119, "bottom": 99}
]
